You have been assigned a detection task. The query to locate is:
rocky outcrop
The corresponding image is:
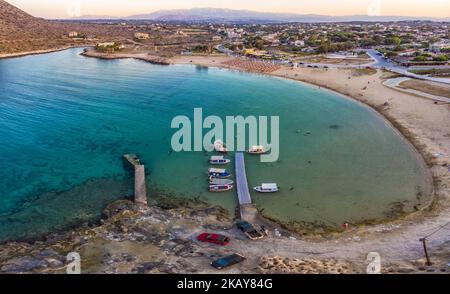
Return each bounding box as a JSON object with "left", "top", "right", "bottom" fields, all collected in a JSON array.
[
  {"left": 81, "top": 48, "right": 171, "bottom": 65},
  {"left": 0, "top": 199, "right": 232, "bottom": 274}
]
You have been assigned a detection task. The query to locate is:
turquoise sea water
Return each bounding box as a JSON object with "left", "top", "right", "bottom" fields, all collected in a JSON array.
[{"left": 0, "top": 49, "right": 431, "bottom": 241}]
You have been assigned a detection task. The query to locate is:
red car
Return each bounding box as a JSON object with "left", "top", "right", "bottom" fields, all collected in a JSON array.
[{"left": 197, "top": 233, "right": 230, "bottom": 246}]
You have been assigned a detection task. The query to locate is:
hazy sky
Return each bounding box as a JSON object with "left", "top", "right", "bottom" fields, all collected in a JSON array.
[{"left": 7, "top": 0, "right": 450, "bottom": 19}]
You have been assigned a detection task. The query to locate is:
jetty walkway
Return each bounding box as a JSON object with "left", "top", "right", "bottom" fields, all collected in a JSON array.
[
  {"left": 235, "top": 152, "right": 258, "bottom": 222},
  {"left": 123, "top": 154, "right": 148, "bottom": 207}
]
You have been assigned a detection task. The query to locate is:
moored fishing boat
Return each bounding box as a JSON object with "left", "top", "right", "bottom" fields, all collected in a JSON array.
[
  {"left": 210, "top": 178, "right": 234, "bottom": 186},
  {"left": 214, "top": 140, "right": 228, "bottom": 153},
  {"left": 247, "top": 145, "right": 266, "bottom": 154},
  {"left": 209, "top": 156, "right": 231, "bottom": 165},
  {"left": 208, "top": 168, "right": 231, "bottom": 178},
  {"left": 209, "top": 184, "right": 234, "bottom": 192},
  {"left": 254, "top": 183, "right": 279, "bottom": 193}
]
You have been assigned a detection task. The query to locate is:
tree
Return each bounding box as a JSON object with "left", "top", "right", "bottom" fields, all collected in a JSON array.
[
  {"left": 317, "top": 38, "right": 330, "bottom": 54},
  {"left": 192, "top": 45, "right": 208, "bottom": 53},
  {"left": 255, "top": 39, "right": 265, "bottom": 50},
  {"left": 386, "top": 36, "right": 401, "bottom": 47},
  {"left": 306, "top": 34, "right": 319, "bottom": 46},
  {"left": 244, "top": 36, "right": 264, "bottom": 50},
  {"left": 413, "top": 55, "right": 428, "bottom": 62},
  {"left": 385, "top": 51, "right": 398, "bottom": 57},
  {"left": 433, "top": 55, "right": 448, "bottom": 62}
]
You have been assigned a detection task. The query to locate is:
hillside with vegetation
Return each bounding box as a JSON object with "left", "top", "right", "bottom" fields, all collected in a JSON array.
[
  {"left": 0, "top": 0, "right": 140, "bottom": 54},
  {"left": 0, "top": 0, "right": 72, "bottom": 53}
]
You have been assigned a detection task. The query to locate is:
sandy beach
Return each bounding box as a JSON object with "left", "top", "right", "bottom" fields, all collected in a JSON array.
[{"left": 171, "top": 54, "right": 450, "bottom": 266}]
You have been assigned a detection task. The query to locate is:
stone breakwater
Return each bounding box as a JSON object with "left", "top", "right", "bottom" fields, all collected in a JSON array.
[{"left": 81, "top": 48, "right": 171, "bottom": 65}]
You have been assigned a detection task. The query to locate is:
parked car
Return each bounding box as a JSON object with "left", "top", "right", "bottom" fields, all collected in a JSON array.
[
  {"left": 211, "top": 253, "right": 246, "bottom": 270},
  {"left": 197, "top": 233, "right": 230, "bottom": 246},
  {"left": 236, "top": 221, "right": 265, "bottom": 240}
]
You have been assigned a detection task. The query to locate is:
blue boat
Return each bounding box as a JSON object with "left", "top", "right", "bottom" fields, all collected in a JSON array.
[
  {"left": 208, "top": 168, "right": 231, "bottom": 178},
  {"left": 209, "top": 156, "right": 231, "bottom": 165}
]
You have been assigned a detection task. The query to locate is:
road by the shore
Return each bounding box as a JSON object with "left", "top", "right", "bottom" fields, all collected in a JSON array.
[
  {"left": 383, "top": 77, "right": 450, "bottom": 103},
  {"left": 366, "top": 49, "right": 450, "bottom": 85}
]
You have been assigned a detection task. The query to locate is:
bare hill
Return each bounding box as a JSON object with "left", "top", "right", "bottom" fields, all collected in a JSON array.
[
  {"left": 0, "top": 0, "right": 136, "bottom": 54},
  {"left": 0, "top": 0, "right": 71, "bottom": 53}
]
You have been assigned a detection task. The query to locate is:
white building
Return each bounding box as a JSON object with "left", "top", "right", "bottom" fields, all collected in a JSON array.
[
  {"left": 294, "top": 40, "right": 305, "bottom": 47},
  {"left": 429, "top": 42, "right": 450, "bottom": 53},
  {"left": 97, "top": 42, "right": 115, "bottom": 47},
  {"left": 134, "top": 32, "right": 150, "bottom": 40}
]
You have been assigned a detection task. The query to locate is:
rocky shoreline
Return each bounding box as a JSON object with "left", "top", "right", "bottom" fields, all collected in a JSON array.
[
  {"left": 1, "top": 197, "right": 448, "bottom": 274},
  {"left": 0, "top": 199, "right": 228, "bottom": 274},
  {"left": 80, "top": 48, "right": 171, "bottom": 65},
  {"left": 0, "top": 45, "right": 91, "bottom": 60}
]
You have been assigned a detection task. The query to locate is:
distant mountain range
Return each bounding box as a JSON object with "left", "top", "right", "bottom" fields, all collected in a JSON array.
[{"left": 74, "top": 8, "right": 450, "bottom": 23}]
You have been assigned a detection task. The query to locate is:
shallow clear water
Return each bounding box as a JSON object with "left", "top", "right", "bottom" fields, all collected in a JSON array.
[{"left": 0, "top": 48, "right": 431, "bottom": 241}]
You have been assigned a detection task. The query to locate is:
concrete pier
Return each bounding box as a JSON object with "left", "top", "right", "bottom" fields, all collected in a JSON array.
[
  {"left": 235, "top": 152, "right": 258, "bottom": 222},
  {"left": 134, "top": 165, "right": 148, "bottom": 206},
  {"left": 235, "top": 152, "right": 252, "bottom": 205},
  {"left": 123, "top": 154, "right": 148, "bottom": 207}
]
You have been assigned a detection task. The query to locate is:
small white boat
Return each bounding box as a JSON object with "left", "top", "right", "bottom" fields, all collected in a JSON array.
[
  {"left": 210, "top": 178, "right": 234, "bottom": 186},
  {"left": 254, "top": 183, "right": 279, "bottom": 193},
  {"left": 209, "top": 156, "right": 231, "bottom": 165},
  {"left": 209, "top": 184, "right": 234, "bottom": 192},
  {"left": 247, "top": 145, "right": 266, "bottom": 154},
  {"left": 214, "top": 140, "right": 228, "bottom": 153}
]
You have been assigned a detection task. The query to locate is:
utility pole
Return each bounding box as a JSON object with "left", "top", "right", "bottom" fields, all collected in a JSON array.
[{"left": 419, "top": 238, "right": 433, "bottom": 266}]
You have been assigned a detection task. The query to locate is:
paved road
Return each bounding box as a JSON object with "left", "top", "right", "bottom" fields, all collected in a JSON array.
[
  {"left": 383, "top": 77, "right": 450, "bottom": 103},
  {"left": 216, "top": 44, "right": 450, "bottom": 85},
  {"left": 366, "top": 49, "right": 450, "bottom": 85}
]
